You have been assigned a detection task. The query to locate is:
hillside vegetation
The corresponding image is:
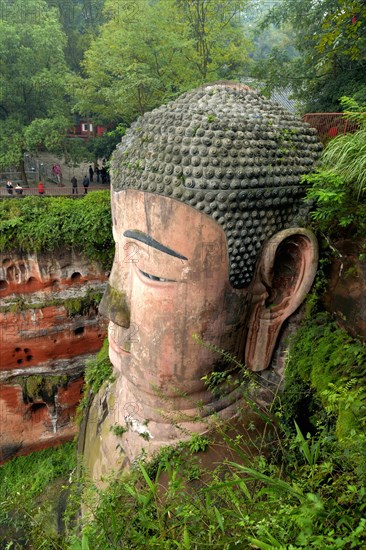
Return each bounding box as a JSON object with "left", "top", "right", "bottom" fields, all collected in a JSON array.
[
  {"left": 1, "top": 104, "right": 366, "bottom": 550},
  {"left": 0, "top": 191, "right": 114, "bottom": 269}
]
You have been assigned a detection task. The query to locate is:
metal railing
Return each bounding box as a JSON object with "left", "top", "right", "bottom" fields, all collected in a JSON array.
[
  {"left": 0, "top": 185, "right": 109, "bottom": 198},
  {"left": 303, "top": 113, "right": 360, "bottom": 143}
]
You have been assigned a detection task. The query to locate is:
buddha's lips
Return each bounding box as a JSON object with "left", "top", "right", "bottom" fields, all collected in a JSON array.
[{"left": 109, "top": 334, "right": 130, "bottom": 356}]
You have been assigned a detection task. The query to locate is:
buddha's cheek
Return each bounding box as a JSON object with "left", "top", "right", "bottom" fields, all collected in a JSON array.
[{"left": 127, "top": 279, "right": 227, "bottom": 391}]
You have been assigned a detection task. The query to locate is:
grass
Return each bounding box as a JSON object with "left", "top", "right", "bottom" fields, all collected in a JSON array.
[{"left": 0, "top": 442, "right": 77, "bottom": 549}]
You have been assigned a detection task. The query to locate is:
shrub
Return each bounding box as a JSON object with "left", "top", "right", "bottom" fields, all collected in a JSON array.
[
  {"left": 0, "top": 442, "right": 77, "bottom": 549},
  {"left": 0, "top": 192, "right": 114, "bottom": 269}
]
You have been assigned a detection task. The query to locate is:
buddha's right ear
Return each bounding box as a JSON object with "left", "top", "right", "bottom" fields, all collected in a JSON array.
[{"left": 245, "top": 228, "right": 318, "bottom": 372}]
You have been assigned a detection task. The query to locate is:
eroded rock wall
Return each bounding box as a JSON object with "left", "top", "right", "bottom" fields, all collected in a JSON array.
[
  {"left": 0, "top": 250, "right": 108, "bottom": 462},
  {"left": 324, "top": 239, "right": 366, "bottom": 342}
]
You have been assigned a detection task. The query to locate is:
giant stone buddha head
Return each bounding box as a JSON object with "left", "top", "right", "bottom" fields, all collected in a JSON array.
[{"left": 98, "top": 82, "right": 320, "bottom": 456}]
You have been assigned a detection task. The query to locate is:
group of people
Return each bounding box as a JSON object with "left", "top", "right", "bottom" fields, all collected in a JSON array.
[
  {"left": 71, "top": 175, "right": 90, "bottom": 194},
  {"left": 70, "top": 159, "right": 109, "bottom": 194},
  {"left": 4, "top": 180, "right": 45, "bottom": 196},
  {"left": 3, "top": 159, "right": 110, "bottom": 198},
  {"left": 87, "top": 159, "right": 109, "bottom": 185},
  {"left": 5, "top": 181, "right": 23, "bottom": 195}
]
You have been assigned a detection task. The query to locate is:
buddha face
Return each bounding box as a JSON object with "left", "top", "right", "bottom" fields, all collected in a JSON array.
[
  {"left": 100, "top": 189, "right": 252, "bottom": 419},
  {"left": 99, "top": 188, "right": 318, "bottom": 422}
]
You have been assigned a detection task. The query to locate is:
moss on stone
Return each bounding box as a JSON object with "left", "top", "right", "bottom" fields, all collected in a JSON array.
[
  {"left": 0, "top": 289, "right": 103, "bottom": 316},
  {"left": 11, "top": 374, "right": 68, "bottom": 402},
  {"left": 98, "top": 284, "right": 129, "bottom": 327},
  {"left": 63, "top": 290, "right": 103, "bottom": 317}
]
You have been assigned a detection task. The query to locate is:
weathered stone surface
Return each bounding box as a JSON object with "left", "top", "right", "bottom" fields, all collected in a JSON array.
[
  {"left": 324, "top": 239, "right": 366, "bottom": 342},
  {"left": 83, "top": 83, "right": 321, "bottom": 482},
  {"left": 1, "top": 307, "right": 104, "bottom": 371},
  {"left": 0, "top": 250, "right": 106, "bottom": 302},
  {"left": 0, "top": 249, "right": 108, "bottom": 462},
  {"left": 0, "top": 377, "right": 83, "bottom": 463}
]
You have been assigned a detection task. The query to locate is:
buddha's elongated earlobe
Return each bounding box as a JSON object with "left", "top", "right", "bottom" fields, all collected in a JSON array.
[{"left": 245, "top": 228, "right": 318, "bottom": 372}]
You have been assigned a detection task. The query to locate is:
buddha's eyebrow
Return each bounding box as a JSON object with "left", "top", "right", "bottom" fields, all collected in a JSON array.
[{"left": 123, "top": 230, "right": 188, "bottom": 260}]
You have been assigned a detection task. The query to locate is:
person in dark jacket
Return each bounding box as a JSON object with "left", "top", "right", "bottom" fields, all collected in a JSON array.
[
  {"left": 95, "top": 162, "right": 100, "bottom": 183},
  {"left": 71, "top": 175, "right": 78, "bottom": 195},
  {"left": 101, "top": 166, "right": 107, "bottom": 184},
  {"left": 83, "top": 175, "right": 90, "bottom": 194}
]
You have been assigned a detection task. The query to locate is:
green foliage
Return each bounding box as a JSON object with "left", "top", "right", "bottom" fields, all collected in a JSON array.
[
  {"left": 75, "top": 0, "right": 250, "bottom": 124},
  {"left": 110, "top": 424, "right": 128, "bottom": 437},
  {"left": 44, "top": 0, "right": 106, "bottom": 72},
  {"left": 21, "top": 374, "right": 67, "bottom": 401},
  {"left": 254, "top": 0, "right": 366, "bottom": 111},
  {"left": 302, "top": 108, "right": 366, "bottom": 236},
  {"left": 0, "top": 442, "right": 77, "bottom": 549},
  {"left": 195, "top": 332, "right": 250, "bottom": 396},
  {"left": 302, "top": 170, "right": 365, "bottom": 234},
  {"left": 0, "top": 0, "right": 73, "bottom": 173},
  {"left": 68, "top": 420, "right": 366, "bottom": 549},
  {"left": 76, "top": 339, "right": 114, "bottom": 426},
  {"left": 86, "top": 125, "right": 126, "bottom": 162},
  {"left": 0, "top": 290, "right": 102, "bottom": 316},
  {"left": 339, "top": 95, "right": 366, "bottom": 126},
  {"left": 187, "top": 433, "right": 210, "bottom": 453},
  {"left": 3, "top": 311, "right": 366, "bottom": 549},
  {"left": 67, "top": 310, "right": 365, "bottom": 548},
  {"left": 83, "top": 338, "right": 114, "bottom": 396},
  {"left": 0, "top": 192, "right": 114, "bottom": 269},
  {"left": 64, "top": 290, "right": 103, "bottom": 318},
  {"left": 280, "top": 311, "right": 366, "bottom": 474},
  {"left": 64, "top": 137, "right": 90, "bottom": 168},
  {"left": 321, "top": 126, "right": 366, "bottom": 197}
]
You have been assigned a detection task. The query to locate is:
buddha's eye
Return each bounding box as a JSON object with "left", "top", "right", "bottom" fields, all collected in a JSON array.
[{"left": 138, "top": 268, "right": 176, "bottom": 283}]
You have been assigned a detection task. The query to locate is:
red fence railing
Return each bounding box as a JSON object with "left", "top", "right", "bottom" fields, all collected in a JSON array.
[
  {"left": 0, "top": 185, "right": 109, "bottom": 198},
  {"left": 303, "top": 113, "right": 360, "bottom": 144}
]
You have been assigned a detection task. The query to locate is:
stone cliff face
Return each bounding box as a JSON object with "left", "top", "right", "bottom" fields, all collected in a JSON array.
[
  {"left": 0, "top": 250, "right": 108, "bottom": 463},
  {"left": 324, "top": 239, "right": 366, "bottom": 343}
]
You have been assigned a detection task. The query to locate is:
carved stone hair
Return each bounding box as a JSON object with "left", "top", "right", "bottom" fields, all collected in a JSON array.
[{"left": 111, "top": 82, "right": 321, "bottom": 288}]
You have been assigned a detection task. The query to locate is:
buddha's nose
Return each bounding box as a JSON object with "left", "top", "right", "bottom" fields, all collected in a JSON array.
[{"left": 98, "top": 283, "right": 130, "bottom": 328}]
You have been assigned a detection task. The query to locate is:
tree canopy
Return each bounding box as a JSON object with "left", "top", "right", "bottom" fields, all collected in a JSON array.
[
  {"left": 253, "top": 0, "right": 366, "bottom": 112},
  {"left": 44, "top": 0, "right": 106, "bottom": 71},
  {"left": 74, "top": 0, "right": 251, "bottom": 124},
  {"left": 2, "top": 0, "right": 366, "bottom": 177},
  {"left": 0, "top": 0, "right": 73, "bottom": 174}
]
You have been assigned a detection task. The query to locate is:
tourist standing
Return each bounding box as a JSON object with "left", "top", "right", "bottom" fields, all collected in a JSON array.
[
  {"left": 6, "top": 181, "right": 13, "bottom": 195},
  {"left": 88, "top": 165, "right": 94, "bottom": 183},
  {"left": 38, "top": 180, "right": 45, "bottom": 195},
  {"left": 15, "top": 183, "right": 23, "bottom": 195},
  {"left": 71, "top": 176, "right": 78, "bottom": 195},
  {"left": 52, "top": 163, "right": 62, "bottom": 184},
  {"left": 82, "top": 175, "right": 90, "bottom": 194},
  {"left": 95, "top": 162, "right": 100, "bottom": 183},
  {"left": 100, "top": 166, "right": 107, "bottom": 184}
]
